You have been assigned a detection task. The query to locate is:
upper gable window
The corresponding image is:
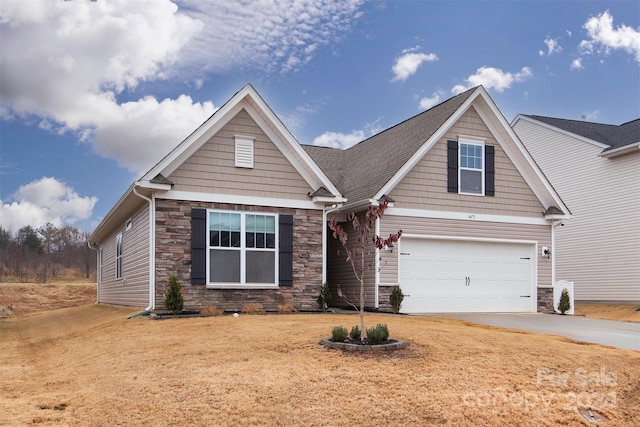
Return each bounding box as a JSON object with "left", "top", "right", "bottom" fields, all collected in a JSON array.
[
  {"left": 459, "top": 141, "right": 484, "bottom": 195},
  {"left": 235, "top": 136, "right": 254, "bottom": 168},
  {"left": 447, "top": 139, "right": 495, "bottom": 197}
]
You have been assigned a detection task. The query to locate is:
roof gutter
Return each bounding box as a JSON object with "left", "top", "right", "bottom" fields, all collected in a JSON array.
[
  {"left": 133, "top": 185, "right": 156, "bottom": 311},
  {"left": 599, "top": 142, "right": 640, "bottom": 158}
]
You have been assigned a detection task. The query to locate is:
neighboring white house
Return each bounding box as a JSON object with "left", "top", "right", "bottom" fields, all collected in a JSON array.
[{"left": 512, "top": 115, "right": 640, "bottom": 303}]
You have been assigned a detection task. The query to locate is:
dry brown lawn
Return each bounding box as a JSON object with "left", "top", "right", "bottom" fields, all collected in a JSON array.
[
  {"left": 575, "top": 302, "right": 640, "bottom": 323},
  {"left": 1, "top": 283, "right": 639, "bottom": 426}
]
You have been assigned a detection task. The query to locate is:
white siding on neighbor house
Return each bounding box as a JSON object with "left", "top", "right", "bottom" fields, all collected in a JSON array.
[
  {"left": 169, "top": 108, "right": 313, "bottom": 200},
  {"left": 390, "top": 108, "right": 545, "bottom": 217},
  {"left": 98, "top": 203, "right": 150, "bottom": 307},
  {"left": 514, "top": 119, "right": 640, "bottom": 302},
  {"left": 379, "top": 215, "right": 551, "bottom": 291}
]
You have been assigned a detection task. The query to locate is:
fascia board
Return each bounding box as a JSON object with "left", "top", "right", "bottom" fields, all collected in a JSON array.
[
  {"left": 512, "top": 115, "right": 610, "bottom": 150},
  {"left": 374, "top": 87, "right": 483, "bottom": 200},
  {"left": 241, "top": 102, "right": 343, "bottom": 198},
  {"left": 243, "top": 89, "right": 343, "bottom": 198},
  {"left": 135, "top": 180, "right": 172, "bottom": 191},
  {"left": 476, "top": 95, "right": 571, "bottom": 215},
  {"left": 89, "top": 184, "right": 140, "bottom": 243},
  {"left": 599, "top": 142, "right": 640, "bottom": 158}
]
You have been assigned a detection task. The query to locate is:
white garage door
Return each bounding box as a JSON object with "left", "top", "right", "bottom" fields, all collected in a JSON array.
[{"left": 399, "top": 238, "right": 535, "bottom": 313}]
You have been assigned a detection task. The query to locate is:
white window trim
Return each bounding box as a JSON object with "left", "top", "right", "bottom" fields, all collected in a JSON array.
[
  {"left": 458, "top": 138, "right": 485, "bottom": 196},
  {"left": 115, "top": 232, "right": 123, "bottom": 279},
  {"left": 234, "top": 136, "right": 254, "bottom": 168},
  {"left": 206, "top": 210, "right": 279, "bottom": 287}
]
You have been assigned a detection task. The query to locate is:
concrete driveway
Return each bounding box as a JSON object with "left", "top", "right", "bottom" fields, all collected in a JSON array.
[{"left": 419, "top": 313, "right": 640, "bottom": 351}]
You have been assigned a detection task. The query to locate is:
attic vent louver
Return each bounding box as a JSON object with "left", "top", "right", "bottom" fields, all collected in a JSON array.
[{"left": 235, "top": 136, "right": 254, "bottom": 168}]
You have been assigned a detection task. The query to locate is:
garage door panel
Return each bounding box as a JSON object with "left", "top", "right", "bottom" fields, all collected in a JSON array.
[{"left": 399, "top": 238, "right": 534, "bottom": 313}]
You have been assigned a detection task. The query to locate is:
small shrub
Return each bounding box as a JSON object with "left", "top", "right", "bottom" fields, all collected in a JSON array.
[
  {"left": 277, "top": 303, "right": 297, "bottom": 313},
  {"left": 316, "top": 283, "right": 333, "bottom": 312},
  {"left": 200, "top": 306, "right": 223, "bottom": 316},
  {"left": 164, "top": 275, "right": 184, "bottom": 314},
  {"left": 390, "top": 285, "right": 404, "bottom": 314},
  {"left": 331, "top": 325, "right": 349, "bottom": 342},
  {"left": 241, "top": 303, "right": 265, "bottom": 314},
  {"left": 558, "top": 288, "right": 571, "bottom": 315},
  {"left": 350, "top": 325, "right": 361, "bottom": 340},
  {"left": 366, "top": 323, "right": 389, "bottom": 345}
]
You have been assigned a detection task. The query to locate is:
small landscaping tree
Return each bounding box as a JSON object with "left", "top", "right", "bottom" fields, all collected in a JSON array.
[
  {"left": 328, "top": 199, "right": 402, "bottom": 340},
  {"left": 390, "top": 285, "right": 404, "bottom": 314},
  {"left": 557, "top": 288, "right": 571, "bottom": 315},
  {"left": 164, "top": 275, "right": 184, "bottom": 314},
  {"left": 316, "top": 282, "right": 333, "bottom": 312}
]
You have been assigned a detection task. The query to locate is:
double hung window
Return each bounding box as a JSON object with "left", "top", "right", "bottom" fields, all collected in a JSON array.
[
  {"left": 208, "top": 211, "right": 277, "bottom": 285},
  {"left": 115, "top": 233, "right": 123, "bottom": 279},
  {"left": 459, "top": 141, "right": 484, "bottom": 195}
]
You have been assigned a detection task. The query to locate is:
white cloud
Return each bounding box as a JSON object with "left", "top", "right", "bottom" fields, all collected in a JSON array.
[
  {"left": 312, "top": 130, "right": 366, "bottom": 149},
  {"left": 0, "top": 177, "right": 97, "bottom": 232},
  {"left": 391, "top": 46, "right": 438, "bottom": 82},
  {"left": 418, "top": 92, "right": 443, "bottom": 110},
  {"left": 0, "top": 0, "right": 364, "bottom": 174},
  {"left": 542, "top": 36, "right": 562, "bottom": 56},
  {"left": 579, "top": 10, "right": 640, "bottom": 62},
  {"left": 312, "top": 118, "right": 383, "bottom": 149},
  {"left": 179, "top": 0, "right": 365, "bottom": 74},
  {"left": 279, "top": 100, "right": 326, "bottom": 134},
  {"left": 580, "top": 110, "right": 600, "bottom": 121},
  {"left": 451, "top": 66, "right": 533, "bottom": 94},
  {"left": 570, "top": 58, "right": 584, "bottom": 70}
]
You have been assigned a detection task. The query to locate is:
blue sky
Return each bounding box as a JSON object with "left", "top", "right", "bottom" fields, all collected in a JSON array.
[{"left": 1, "top": 0, "right": 639, "bottom": 234}]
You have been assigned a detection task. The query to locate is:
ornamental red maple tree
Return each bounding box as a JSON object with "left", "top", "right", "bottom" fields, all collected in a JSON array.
[{"left": 328, "top": 199, "right": 402, "bottom": 340}]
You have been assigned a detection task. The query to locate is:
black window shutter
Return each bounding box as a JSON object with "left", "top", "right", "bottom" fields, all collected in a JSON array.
[
  {"left": 279, "top": 215, "right": 293, "bottom": 286},
  {"left": 485, "top": 145, "right": 495, "bottom": 197},
  {"left": 191, "top": 208, "right": 207, "bottom": 285},
  {"left": 447, "top": 140, "right": 458, "bottom": 193}
]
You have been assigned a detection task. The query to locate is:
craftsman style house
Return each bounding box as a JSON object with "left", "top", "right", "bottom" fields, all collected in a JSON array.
[
  {"left": 89, "top": 85, "right": 570, "bottom": 313},
  {"left": 513, "top": 115, "right": 639, "bottom": 303}
]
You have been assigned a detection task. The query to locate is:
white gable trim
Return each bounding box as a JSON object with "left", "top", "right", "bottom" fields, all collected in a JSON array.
[
  {"left": 140, "top": 84, "right": 342, "bottom": 200},
  {"left": 159, "top": 190, "right": 326, "bottom": 210},
  {"left": 386, "top": 207, "right": 550, "bottom": 226},
  {"left": 375, "top": 87, "right": 570, "bottom": 215},
  {"left": 374, "top": 87, "right": 482, "bottom": 200},
  {"left": 476, "top": 102, "right": 569, "bottom": 213}
]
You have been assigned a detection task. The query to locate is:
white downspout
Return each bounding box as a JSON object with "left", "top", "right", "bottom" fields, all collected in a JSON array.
[
  {"left": 322, "top": 207, "right": 327, "bottom": 285},
  {"left": 133, "top": 187, "right": 156, "bottom": 311},
  {"left": 375, "top": 216, "right": 380, "bottom": 308},
  {"left": 551, "top": 220, "right": 562, "bottom": 285}
]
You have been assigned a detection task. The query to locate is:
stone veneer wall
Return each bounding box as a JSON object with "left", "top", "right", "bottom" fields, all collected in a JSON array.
[
  {"left": 537, "top": 287, "right": 554, "bottom": 313},
  {"left": 154, "top": 199, "right": 324, "bottom": 312}
]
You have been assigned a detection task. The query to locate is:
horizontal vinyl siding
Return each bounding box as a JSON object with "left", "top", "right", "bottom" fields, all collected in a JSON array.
[
  {"left": 515, "top": 120, "right": 640, "bottom": 301},
  {"left": 245, "top": 96, "right": 320, "bottom": 188},
  {"left": 169, "top": 108, "right": 312, "bottom": 200},
  {"left": 380, "top": 215, "right": 551, "bottom": 289},
  {"left": 98, "top": 204, "right": 150, "bottom": 307},
  {"left": 326, "top": 218, "right": 376, "bottom": 308},
  {"left": 390, "top": 107, "right": 544, "bottom": 217}
]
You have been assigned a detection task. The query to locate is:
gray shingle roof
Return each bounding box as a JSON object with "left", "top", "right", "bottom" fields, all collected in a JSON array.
[
  {"left": 524, "top": 115, "right": 640, "bottom": 151},
  {"left": 303, "top": 86, "right": 477, "bottom": 202}
]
